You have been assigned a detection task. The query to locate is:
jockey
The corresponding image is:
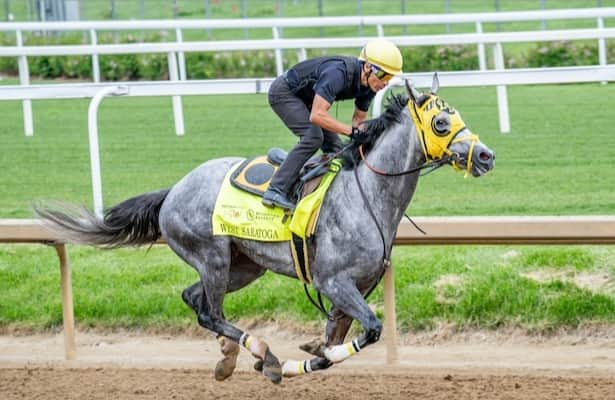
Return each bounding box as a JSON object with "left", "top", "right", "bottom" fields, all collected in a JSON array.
[{"left": 262, "top": 38, "right": 403, "bottom": 210}]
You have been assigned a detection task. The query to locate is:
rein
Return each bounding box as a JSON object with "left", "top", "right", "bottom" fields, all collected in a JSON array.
[
  {"left": 353, "top": 144, "right": 446, "bottom": 271},
  {"left": 350, "top": 138, "right": 458, "bottom": 303},
  {"left": 358, "top": 145, "right": 455, "bottom": 177}
]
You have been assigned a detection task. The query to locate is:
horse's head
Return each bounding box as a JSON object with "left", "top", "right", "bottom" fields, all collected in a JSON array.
[{"left": 405, "top": 74, "right": 495, "bottom": 177}]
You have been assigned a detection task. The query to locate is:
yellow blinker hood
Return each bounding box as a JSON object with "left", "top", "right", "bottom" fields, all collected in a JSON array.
[
  {"left": 408, "top": 95, "right": 466, "bottom": 160},
  {"left": 408, "top": 94, "right": 479, "bottom": 175}
]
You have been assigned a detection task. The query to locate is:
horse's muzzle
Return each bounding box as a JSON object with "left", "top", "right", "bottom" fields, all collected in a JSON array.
[{"left": 471, "top": 145, "right": 495, "bottom": 177}]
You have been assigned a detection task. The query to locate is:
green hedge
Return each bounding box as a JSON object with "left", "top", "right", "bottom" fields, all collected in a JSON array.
[
  {"left": 524, "top": 40, "right": 602, "bottom": 68},
  {"left": 0, "top": 33, "right": 612, "bottom": 81}
]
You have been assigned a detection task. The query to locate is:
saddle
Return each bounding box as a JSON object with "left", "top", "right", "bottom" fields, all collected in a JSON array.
[
  {"left": 230, "top": 148, "right": 334, "bottom": 202},
  {"left": 215, "top": 150, "right": 341, "bottom": 284}
]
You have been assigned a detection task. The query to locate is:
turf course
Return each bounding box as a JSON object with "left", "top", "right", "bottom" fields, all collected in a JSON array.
[{"left": 1, "top": 83, "right": 614, "bottom": 333}]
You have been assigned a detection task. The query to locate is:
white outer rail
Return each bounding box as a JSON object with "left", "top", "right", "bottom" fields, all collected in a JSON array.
[
  {"left": 2, "top": 29, "right": 614, "bottom": 136},
  {"left": 3, "top": 65, "right": 614, "bottom": 102},
  {"left": 371, "top": 64, "right": 615, "bottom": 128}
]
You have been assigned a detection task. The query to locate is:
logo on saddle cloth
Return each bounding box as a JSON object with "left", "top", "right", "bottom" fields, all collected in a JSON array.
[{"left": 212, "top": 157, "right": 342, "bottom": 244}]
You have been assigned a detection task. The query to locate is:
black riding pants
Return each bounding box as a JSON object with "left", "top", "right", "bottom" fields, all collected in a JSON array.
[{"left": 267, "top": 75, "right": 344, "bottom": 194}]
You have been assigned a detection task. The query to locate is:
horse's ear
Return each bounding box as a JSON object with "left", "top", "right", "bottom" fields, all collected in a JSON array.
[
  {"left": 431, "top": 72, "right": 440, "bottom": 95},
  {"left": 405, "top": 79, "right": 422, "bottom": 104}
]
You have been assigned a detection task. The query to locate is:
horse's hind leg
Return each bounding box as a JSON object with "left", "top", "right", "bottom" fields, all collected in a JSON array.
[
  {"left": 182, "top": 250, "right": 268, "bottom": 381},
  {"left": 181, "top": 281, "right": 240, "bottom": 381},
  {"left": 171, "top": 238, "right": 282, "bottom": 383}
]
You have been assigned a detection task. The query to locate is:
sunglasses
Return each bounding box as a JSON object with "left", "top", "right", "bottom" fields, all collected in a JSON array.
[{"left": 370, "top": 64, "right": 393, "bottom": 82}]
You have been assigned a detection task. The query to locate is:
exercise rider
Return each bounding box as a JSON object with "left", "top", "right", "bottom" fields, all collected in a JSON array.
[{"left": 262, "top": 38, "right": 404, "bottom": 210}]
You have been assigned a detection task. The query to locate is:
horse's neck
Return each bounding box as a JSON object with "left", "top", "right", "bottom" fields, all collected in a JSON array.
[{"left": 357, "top": 111, "right": 424, "bottom": 235}]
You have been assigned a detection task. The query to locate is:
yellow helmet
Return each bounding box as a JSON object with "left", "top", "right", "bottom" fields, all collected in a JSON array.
[{"left": 358, "top": 38, "right": 403, "bottom": 76}]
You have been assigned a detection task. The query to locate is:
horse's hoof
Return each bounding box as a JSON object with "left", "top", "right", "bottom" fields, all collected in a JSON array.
[
  {"left": 299, "top": 338, "right": 326, "bottom": 358},
  {"left": 214, "top": 337, "right": 239, "bottom": 381},
  {"left": 214, "top": 357, "right": 236, "bottom": 381},
  {"left": 262, "top": 348, "right": 282, "bottom": 384},
  {"left": 253, "top": 359, "right": 264, "bottom": 372}
]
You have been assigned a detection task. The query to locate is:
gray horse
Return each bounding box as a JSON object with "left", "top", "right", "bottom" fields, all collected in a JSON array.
[{"left": 35, "top": 77, "right": 495, "bottom": 383}]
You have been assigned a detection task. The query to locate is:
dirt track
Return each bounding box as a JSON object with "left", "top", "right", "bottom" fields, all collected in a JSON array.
[
  {"left": 1, "top": 330, "right": 614, "bottom": 399},
  {"left": 3, "top": 367, "right": 614, "bottom": 400}
]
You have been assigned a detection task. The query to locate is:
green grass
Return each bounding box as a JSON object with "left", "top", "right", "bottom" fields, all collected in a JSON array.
[
  {"left": 389, "top": 245, "right": 615, "bottom": 330},
  {"left": 1, "top": 84, "right": 614, "bottom": 217},
  {"left": 1, "top": 83, "right": 614, "bottom": 333},
  {"left": 2, "top": 244, "right": 614, "bottom": 333}
]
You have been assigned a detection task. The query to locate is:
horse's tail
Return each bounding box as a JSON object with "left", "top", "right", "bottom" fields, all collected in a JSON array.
[{"left": 33, "top": 189, "right": 170, "bottom": 248}]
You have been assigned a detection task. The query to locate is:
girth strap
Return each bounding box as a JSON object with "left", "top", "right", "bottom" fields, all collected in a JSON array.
[{"left": 290, "top": 233, "right": 312, "bottom": 284}]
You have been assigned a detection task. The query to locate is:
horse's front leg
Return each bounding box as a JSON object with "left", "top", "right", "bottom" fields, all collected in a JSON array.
[
  {"left": 282, "top": 280, "right": 381, "bottom": 377},
  {"left": 320, "top": 278, "right": 383, "bottom": 357},
  {"left": 301, "top": 308, "right": 354, "bottom": 356},
  {"left": 281, "top": 309, "right": 352, "bottom": 377}
]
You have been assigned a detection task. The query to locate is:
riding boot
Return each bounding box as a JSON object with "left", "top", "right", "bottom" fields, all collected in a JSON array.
[
  {"left": 263, "top": 138, "right": 317, "bottom": 210},
  {"left": 262, "top": 185, "right": 296, "bottom": 210}
]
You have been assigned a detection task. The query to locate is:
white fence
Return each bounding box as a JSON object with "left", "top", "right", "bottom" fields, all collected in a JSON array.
[
  {"left": 2, "top": 27, "right": 614, "bottom": 135},
  {"left": 1, "top": 8, "right": 613, "bottom": 79},
  {"left": 1, "top": 9, "right": 615, "bottom": 211},
  {"left": 0, "top": 8, "right": 614, "bottom": 135}
]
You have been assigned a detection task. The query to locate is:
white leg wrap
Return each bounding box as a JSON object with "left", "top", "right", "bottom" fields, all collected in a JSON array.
[
  {"left": 323, "top": 338, "right": 360, "bottom": 363},
  {"left": 281, "top": 359, "right": 312, "bottom": 377},
  {"left": 239, "top": 333, "right": 267, "bottom": 359}
]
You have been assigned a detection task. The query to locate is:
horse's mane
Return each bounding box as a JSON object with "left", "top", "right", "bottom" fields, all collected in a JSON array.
[{"left": 340, "top": 93, "right": 409, "bottom": 169}]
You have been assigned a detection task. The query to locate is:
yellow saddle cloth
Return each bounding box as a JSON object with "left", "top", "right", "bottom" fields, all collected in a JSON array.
[{"left": 212, "top": 158, "right": 341, "bottom": 242}]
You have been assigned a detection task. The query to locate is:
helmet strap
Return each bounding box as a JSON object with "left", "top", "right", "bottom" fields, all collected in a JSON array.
[{"left": 362, "top": 62, "right": 373, "bottom": 83}]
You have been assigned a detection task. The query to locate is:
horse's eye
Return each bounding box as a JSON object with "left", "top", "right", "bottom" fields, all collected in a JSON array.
[{"left": 431, "top": 112, "right": 451, "bottom": 136}]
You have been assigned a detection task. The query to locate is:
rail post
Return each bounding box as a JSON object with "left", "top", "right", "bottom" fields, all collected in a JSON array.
[
  {"left": 54, "top": 244, "right": 76, "bottom": 360},
  {"left": 383, "top": 266, "right": 398, "bottom": 365},
  {"left": 16, "top": 29, "right": 33, "bottom": 136}
]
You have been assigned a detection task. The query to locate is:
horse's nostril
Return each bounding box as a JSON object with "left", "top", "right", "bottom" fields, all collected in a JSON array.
[{"left": 479, "top": 151, "right": 491, "bottom": 162}]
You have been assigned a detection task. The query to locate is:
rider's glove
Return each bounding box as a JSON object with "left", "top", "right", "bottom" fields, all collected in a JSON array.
[{"left": 350, "top": 126, "right": 369, "bottom": 145}]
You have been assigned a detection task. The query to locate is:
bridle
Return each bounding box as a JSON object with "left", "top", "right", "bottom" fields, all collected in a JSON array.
[{"left": 358, "top": 143, "right": 457, "bottom": 177}]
